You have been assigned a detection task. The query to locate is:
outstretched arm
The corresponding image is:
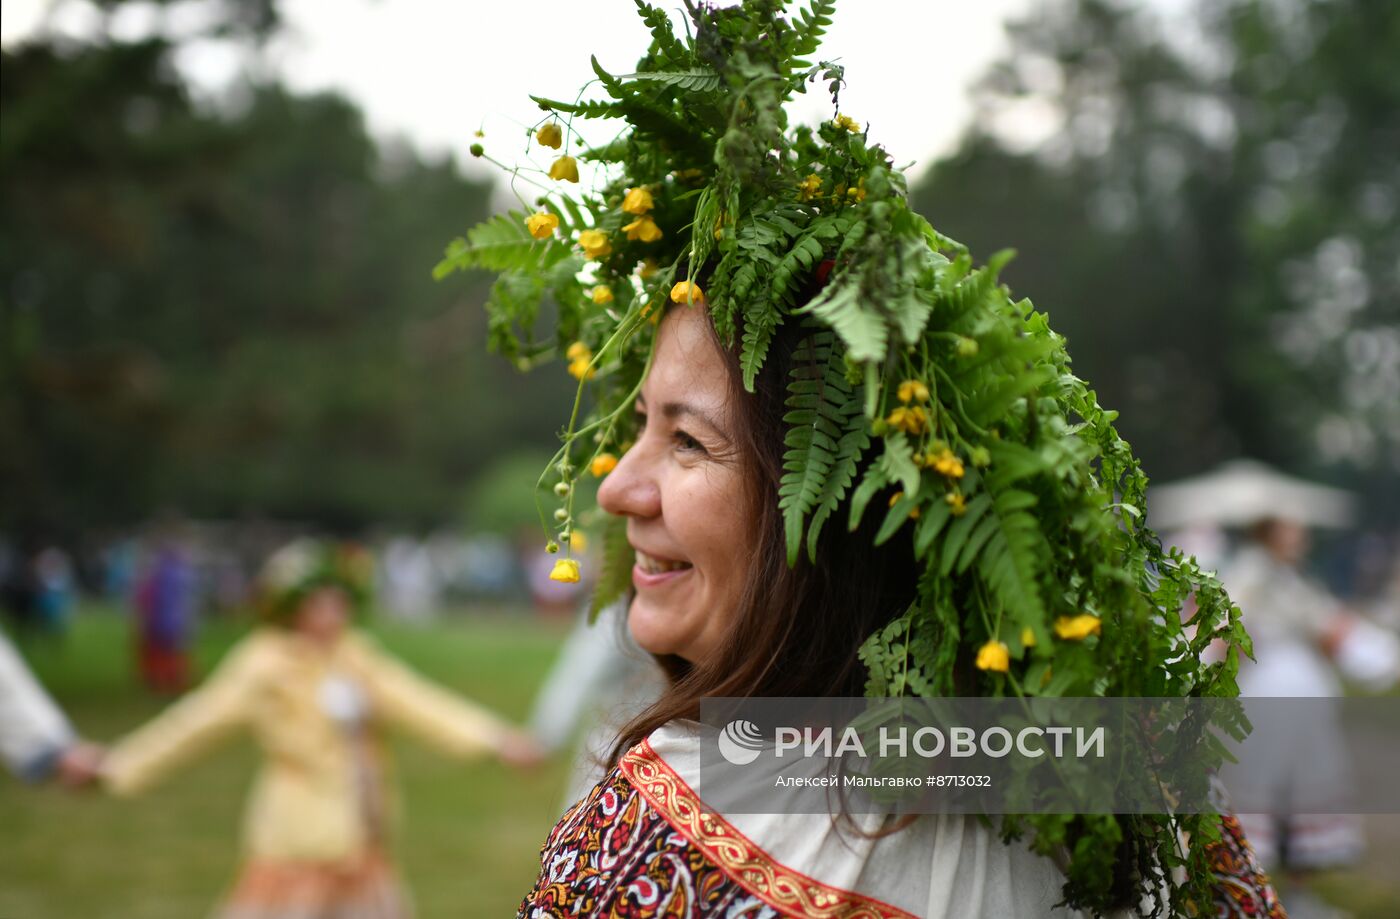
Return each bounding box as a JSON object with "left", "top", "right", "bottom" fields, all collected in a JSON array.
[
  {"left": 350, "top": 634, "right": 538, "bottom": 763},
  {"left": 100, "top": 632, "right": 267, "bottom": 796}
]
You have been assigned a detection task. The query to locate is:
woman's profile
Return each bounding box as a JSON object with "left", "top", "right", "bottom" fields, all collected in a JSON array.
[{"left": 441, "top": 2, "right": 1288, "bottom": 916}]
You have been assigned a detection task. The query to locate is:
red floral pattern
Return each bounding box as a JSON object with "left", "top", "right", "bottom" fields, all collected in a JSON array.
[{"left": 519, "top": 742, "right": 1288, "bottom": 918}]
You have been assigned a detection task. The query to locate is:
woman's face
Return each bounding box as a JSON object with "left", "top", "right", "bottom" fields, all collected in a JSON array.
[
  {"left": 295, "top": 586, "right": 351, "bottom": 644},
  {"left": 596, "top": 306, "right": 756, "bottom": 665}
]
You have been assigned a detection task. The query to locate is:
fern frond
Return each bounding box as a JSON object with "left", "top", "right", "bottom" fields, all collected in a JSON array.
[
  {"left": 632, "top": 0, "right": 690, "bottom": 67},
  {"left": 589, "top": 514, "right": 634, "bottom": 621},
  {"left": 973, "top": 487, "right": 1049, "bottom": 626},
  {"left": 799, "top": 273, "right": 889, "bottom": 363},
  {"left": 620, "top": 69, "right": 722, "bottom": 92},
  {"left": 433, "top": 212, "right": 571, "bottom": 279},
  {"left": 740, "top": 299, "right": 782, "bottom": 391},
  {"left": 778, "top": 330, "right": 869, "bottom": 564}
]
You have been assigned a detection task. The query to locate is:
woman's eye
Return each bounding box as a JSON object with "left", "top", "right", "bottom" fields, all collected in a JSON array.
[
  {"left": 633, "top": 407, "right": 647, "bottom": 430},
  {"left": 673, "top": 430, "right": 706, "bottom": 453}
]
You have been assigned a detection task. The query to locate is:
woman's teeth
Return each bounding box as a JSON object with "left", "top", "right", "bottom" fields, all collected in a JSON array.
[{"left": 636, "top": 550, "right": 693, "bottom": 574}]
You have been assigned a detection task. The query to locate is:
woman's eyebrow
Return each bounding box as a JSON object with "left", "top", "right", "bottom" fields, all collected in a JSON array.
[{"left": 636, "top": 394, "right": 728, "bottom": 436}]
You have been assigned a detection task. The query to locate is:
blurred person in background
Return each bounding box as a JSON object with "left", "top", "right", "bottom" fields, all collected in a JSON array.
[
  {"left": 527, "top": 599, "right": 665, "bottom": 809},
  {"left": 1220, "top": 511, "right": 1400, "bottom": 916},
  {"left": 132, "top": 517, "right": 198, "bottom": 694},
  {"left": 0, "top": 627, "right": 98, "bottom": 784},
  {"left": 68, "top": 538, "right": 543, "bottom": 919},
  {"left": 380, "top": 534, "right": 440, "bottom": 623}
]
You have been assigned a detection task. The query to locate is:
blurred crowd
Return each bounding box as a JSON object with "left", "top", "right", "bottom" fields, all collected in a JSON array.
[{"left": 0, "top": 519, "right": 593, "bottom": 648}]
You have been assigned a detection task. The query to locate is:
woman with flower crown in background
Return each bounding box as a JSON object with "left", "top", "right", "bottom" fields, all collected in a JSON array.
[{"left": 67, "top": 538, "right": 542, "bottom": 919}]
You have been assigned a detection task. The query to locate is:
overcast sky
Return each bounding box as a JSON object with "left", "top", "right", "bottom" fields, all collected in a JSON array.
[{"left": 3, "top": 1, "right": 1032, "bottom": 182}]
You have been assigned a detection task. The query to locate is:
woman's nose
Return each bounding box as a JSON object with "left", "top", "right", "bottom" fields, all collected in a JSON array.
[{"left": 596, "top": 443, "right": 661, "bottom": 519}]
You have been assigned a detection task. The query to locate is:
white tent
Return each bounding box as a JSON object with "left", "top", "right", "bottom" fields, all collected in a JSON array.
[{"left": 1147, "top": 459, "right": 1356, "bottom": 531}]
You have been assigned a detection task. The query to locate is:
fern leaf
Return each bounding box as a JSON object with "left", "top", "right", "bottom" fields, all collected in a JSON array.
[
  {"left": 740, "top": 299, "right": 782, "bottom": 391},
  {"left": 791, "top": 0, "right": 837, "bottom": 61},
  {"left": 777, "top": 331, "right": 870, "bottom": 564},
  {"left": 799, "top": 274, "right": 889, "bottom": 363},
  {"left": 620, "top": 69, "right": 722, "bottom": 92},
  {"left": 848, "top": 464, "right": 891, "bottom": 532},
  {"left": 433, "top": 212, "right": 570, "bottom": 278},
  {"left": 632, "top": 0, "right": 690, "bottom": 66},
  {"left": 589, "top": 514, "right": 634, "bottom": 622},
  {"left": 973, "top": 488, "right": 1049, "bottom": 625}
]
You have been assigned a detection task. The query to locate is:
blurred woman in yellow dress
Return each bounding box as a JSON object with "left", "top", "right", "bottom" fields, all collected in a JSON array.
[{"left": 84, "top": 539, "right": 541, "bottom": 919}]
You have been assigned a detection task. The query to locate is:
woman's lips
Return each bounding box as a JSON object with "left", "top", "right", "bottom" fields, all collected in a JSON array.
[
  {"left": 632, "top": 547, "right": 693, "bottom": 589},
  {"left": 632, "top": 562, "right": 693, "bottom": 589}
]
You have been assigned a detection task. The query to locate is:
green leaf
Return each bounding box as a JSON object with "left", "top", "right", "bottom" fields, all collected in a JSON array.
[
  {"left": 778, "top": 330, "right": 869, "bottom": 564},
  {"left": 589, "top": 514, "right": 634, "bottom": 622}
]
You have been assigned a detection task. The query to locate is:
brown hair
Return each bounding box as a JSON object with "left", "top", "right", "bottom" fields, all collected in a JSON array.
[{"left": 607, "top": 304, "right": 921, "bottom": 768}]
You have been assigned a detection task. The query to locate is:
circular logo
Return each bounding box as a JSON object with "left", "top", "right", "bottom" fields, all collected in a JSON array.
[{"left": 717, "top": 719, "right": 765, "bottom": 766}]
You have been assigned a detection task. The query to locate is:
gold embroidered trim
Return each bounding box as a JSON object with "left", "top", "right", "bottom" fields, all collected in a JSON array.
[{"left": 619, "top": 739, "right": 917, "bottom": 919}]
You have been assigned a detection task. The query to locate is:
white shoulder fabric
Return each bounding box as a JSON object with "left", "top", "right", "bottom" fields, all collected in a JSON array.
[{"left": 645, "top": 720, "right": 1094, "bottom": 919}]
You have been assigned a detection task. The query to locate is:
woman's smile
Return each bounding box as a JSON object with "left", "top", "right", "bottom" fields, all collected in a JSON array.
[{"left": 633, "top": 547, "right": 694, "bottom": 583}]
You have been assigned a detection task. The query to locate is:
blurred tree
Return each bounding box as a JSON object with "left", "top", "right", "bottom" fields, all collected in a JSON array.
[
  {"left": 911, "top": 0, "right": 1399, "bottom": 512},
  {"left": 0, "top": 36, "right": 571, "bottom": 534}
]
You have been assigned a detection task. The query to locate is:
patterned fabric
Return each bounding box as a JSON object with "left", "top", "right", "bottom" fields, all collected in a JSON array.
[
  {"left": 520, "top": 739, "right": 1290, "bottom": 919},
  {"left": 216, "top": 849, "right": 411, "bottom": 919},
  {"left": 1205, "top": 813, "right": 1289, "bottom": 919},
  {"left": 518, "top": 739, "right": 913, "bottom": 918}
]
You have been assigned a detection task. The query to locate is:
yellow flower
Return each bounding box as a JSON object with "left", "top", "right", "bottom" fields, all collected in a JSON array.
[
  {"left": 548, "top": 558, "right": 581, "bottom": 583},
  {"left": 623, "top": 215, "right": 663, "bottom": 243},
  {"left": 525, "top": 211, "right": 559, "bottom": 239},
  {"left": 930, "top": 449, "right": 965, "bottom": 480},
  {"left": 577, "top": 229, "right": 612, "bottom": 260},
  {"left": 535, "top": 122, "right": 563, "bottom": 149},
  {"left": 885, "top": 406, "right": 928, "bottom": 435},
  {"left": 833, "top": 113, "right": 860, "bottom": 132},
  {"left": 590, "top": 453, "right": 618, "bottom": 476},
  {"left": 1021, "top": 627, "right": 1037, "bottom": 648},
  {"left": 670, "top": 280, "right": 705, "bottom": 305},
  {"left": 568, "top": 357, "right": 596, "bottom": 381},
  {"left": 887, "top": 491, "right": 920, "bottom": 519},
  {"left": 549, "top": 156, "right": 580, "bottom": 183},
  {"left": 946, "top": 492, "right": 967, "bottom": 516},
  {"left": 1054, "top": 615, "right": 1102, "bottom": 641},
  {"left": 846, "top": 181, "right": 867, "bottom": 202},
  {"left": 565, "top": 341, "right": 590, "bottom": 361},
  {"left": 622, "top": 186, "right": 654, "bottom": 215},
  {"left": 638, "top": 258, "right": 659, "bottom": 279},
  {"left": 568, "top": 531, "right": 588, "bottom": 552},
  {"left": 798, "top": 173, "right": 822, "bottom": 201},
  {"left": 897, "top": 379, "right": 930, "bottom": 403},
  {"left": 976, "top": 640, "right": 1010, "bottom": 673},
  {"left": 591, "top": 285, "right": 614, "bottom": 305}
]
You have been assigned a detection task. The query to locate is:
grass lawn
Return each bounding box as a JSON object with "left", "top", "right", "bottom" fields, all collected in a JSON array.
[
  {"left": 0, "top": 605, "right": 575, "bottom": 919},
  {"left": 4, "top": 606, "right": 1397, "bottom": 918}
]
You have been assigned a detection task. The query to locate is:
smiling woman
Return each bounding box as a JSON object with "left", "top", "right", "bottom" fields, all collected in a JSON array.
[
  {"left": 440, "top": 3, "right": 1286, "bottom": 917},
  {"left": 597, "top": 306, "right": 754, "bottom": 665}
]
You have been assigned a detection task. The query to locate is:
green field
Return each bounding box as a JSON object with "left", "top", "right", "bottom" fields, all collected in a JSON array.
[
  {"left": 4, "top": 607, "right": 1398, "bottom": 918},
  {"left": 0, "top": 607, "right": 575, "bottom": 919}
]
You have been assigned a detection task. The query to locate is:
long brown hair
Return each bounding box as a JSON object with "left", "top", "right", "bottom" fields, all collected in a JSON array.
[{"left": 607, "top": 301, "right": 920, "bottom": 768}]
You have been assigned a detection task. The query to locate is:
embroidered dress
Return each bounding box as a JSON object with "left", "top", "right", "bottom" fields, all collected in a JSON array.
[
  {"left": 217, "top": 671, "right": 411, "bottom": 919},
  {"left": 519, "top": 722, "right": 1286, "bottom": 919},
  {"left": 101, "top": 628, "right": 514, "bottom": 919}
]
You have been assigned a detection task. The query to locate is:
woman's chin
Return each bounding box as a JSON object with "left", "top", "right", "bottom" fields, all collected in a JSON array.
[{"left": 626, "top": 597, "right": 687, "bottom": 658}]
